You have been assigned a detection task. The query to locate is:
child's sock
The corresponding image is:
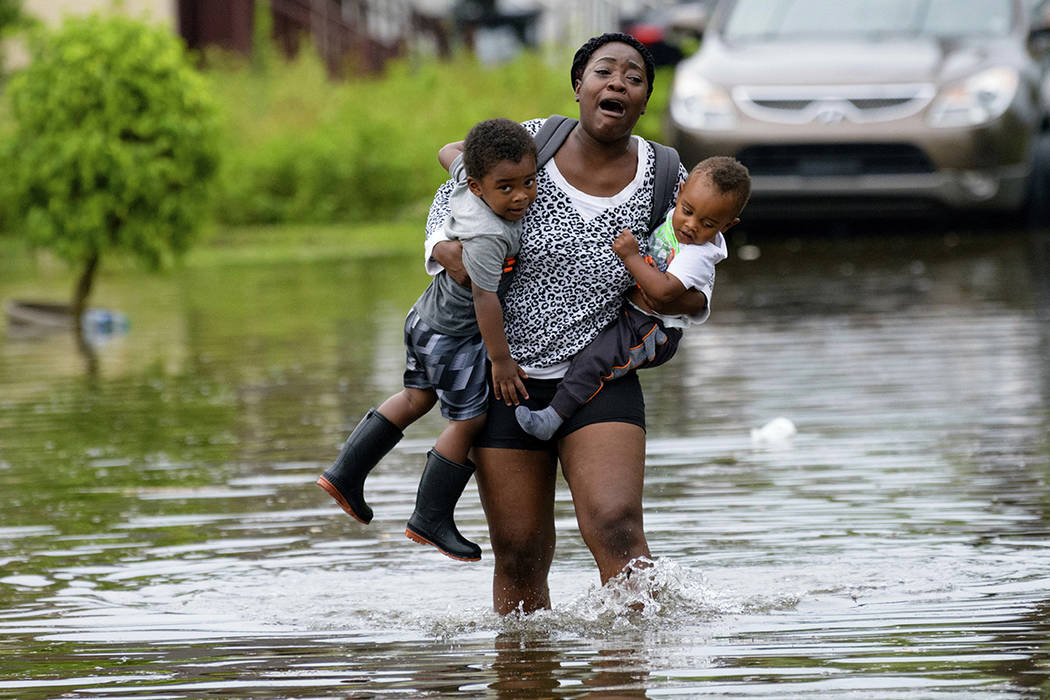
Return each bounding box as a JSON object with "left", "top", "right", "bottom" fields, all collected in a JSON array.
[{"left": 515, "top": 405, "right": 564, "bottom": 441}]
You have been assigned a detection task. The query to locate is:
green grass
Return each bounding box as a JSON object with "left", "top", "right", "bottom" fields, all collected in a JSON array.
[
  {"left": 185, "top": 220, "right": 426, "bottom": 266},
  {"left": 202, "top": 48, "right": 676, "bottom": 226},
  {"left": 1, "top": 219, "right": 427, "bottom": 273},
  {"left": 203, "top": 46, "right": 582, "bottom": 226}
]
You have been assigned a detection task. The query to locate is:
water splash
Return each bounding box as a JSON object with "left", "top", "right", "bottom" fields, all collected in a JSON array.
[
  {"left": 559, "top": 557, "right": 722, "bottom": 629},
  {"left": 427, "top": 558, "right": 729, "bottom": 641},
  {"left": 23, "top": 553, "right": 804, "bottom": 647}
]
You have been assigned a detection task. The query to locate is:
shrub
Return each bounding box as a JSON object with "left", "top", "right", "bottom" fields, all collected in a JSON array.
[
  {"left": 207, "top": 47, "right": 583, "bottom": 226},
  {"left": 0, "top": 0, "right": 26, "bottom": 54},
  {"left": 207, "top": 46, "right": 674, "bottom": 227},
  {"left": 3, "top": 13, "right": 220, "bottom": 326}
]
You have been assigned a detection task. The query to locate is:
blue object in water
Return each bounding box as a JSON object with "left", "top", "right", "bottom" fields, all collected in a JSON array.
[{"left": 81, "top": 308, "right": 130, "bottom": 338}]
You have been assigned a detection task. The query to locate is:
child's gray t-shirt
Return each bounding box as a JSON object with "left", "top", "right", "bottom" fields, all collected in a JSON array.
[{"left": 413, "top": 155, "right": 521, "bottom": 336}]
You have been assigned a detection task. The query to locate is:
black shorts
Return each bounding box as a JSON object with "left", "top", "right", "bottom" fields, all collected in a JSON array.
[{"left": 474, "top": 369, "right": 646, "bottom": 451}]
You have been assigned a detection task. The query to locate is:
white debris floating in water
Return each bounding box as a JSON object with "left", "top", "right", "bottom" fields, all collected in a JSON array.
[{"left": 750, "top": 417, "right": 797, "bottom": 444}]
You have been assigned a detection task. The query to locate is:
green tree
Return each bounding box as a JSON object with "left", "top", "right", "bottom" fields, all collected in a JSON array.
[
  {"left": 4, "top": 13, "right": 220, "bottom": 335},
  {"left": 0, "top": 0, "right": 27, "bottom": 76},
  {"left": 0, "top": 0, "right": 23, "bottom": 34}
]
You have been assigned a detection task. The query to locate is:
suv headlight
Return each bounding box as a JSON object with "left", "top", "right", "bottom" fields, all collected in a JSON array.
[
  {"left": 927, "top": 67, "right": 1019, "bottom": 128},
  {"left": 669, "top": 71, "right": 737, "bottom": 131}
]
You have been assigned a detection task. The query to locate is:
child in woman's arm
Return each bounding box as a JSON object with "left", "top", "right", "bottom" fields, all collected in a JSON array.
[
  {"left": 515, "top": 156, "right": 751, "bottom": 440},
  {"left": 317, "top": 119, "right": 537, "bottom": 562}
]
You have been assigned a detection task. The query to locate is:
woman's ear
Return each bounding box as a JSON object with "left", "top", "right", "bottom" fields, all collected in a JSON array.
[{"left": 573, "top": 79, "right": 581, "bottom": 102}]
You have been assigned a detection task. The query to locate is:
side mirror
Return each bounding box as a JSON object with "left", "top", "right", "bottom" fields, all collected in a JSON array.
[{"left": 1030, "top": 3, "right": 1050, "bottom": 38}]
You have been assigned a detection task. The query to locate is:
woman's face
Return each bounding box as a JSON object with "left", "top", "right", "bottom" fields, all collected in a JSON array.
[{"left": 574, "top": 42, "right": 649, "bottom": 142}]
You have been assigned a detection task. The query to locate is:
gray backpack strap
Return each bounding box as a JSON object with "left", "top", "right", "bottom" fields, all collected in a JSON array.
[
  {"left": 533, "top": 115, "right": 577, "bottom": 167},
  {"left": 647, "top": 140, "right": 682, "bottom": 232}
]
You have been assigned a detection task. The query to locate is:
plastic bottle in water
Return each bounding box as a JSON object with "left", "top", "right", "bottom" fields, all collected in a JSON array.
[{"left": 81, "top": 308, "right": 130, "bottom": 337}]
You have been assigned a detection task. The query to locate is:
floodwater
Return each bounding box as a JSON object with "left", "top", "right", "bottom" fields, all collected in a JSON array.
[{"left": 1, "top": 225, "right": 1049, "bottom": 698}]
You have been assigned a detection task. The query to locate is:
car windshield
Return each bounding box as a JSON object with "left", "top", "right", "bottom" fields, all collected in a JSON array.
[{"left": 722, "top": 0, "right": 1017, "bottom": 41}]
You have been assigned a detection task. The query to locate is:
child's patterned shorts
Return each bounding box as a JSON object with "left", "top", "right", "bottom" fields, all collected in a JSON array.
[{"left": 402, "top": 307, "right": 489, "bottom": 421}]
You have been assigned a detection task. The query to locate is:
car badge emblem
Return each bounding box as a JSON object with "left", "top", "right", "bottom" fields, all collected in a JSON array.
[{"left": 814, "top": 103, "right": 848, "bottom": 124}]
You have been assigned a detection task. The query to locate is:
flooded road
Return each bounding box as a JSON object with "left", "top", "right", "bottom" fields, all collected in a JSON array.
[{"left": 1, "top": 226, "right": 1049, "bottom": 698}]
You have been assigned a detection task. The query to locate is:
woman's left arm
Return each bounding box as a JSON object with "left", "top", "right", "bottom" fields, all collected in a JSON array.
[{"left": 645, "top": 288, "right": 706, "bottom": 316}]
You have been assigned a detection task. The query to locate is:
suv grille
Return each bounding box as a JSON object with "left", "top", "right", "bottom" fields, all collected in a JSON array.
[
  {"left": 736, "top": 143, "right": 936, "bottom": 176},
  {"left": 734, "top": 84, "right": 934, "bottom": 124}
]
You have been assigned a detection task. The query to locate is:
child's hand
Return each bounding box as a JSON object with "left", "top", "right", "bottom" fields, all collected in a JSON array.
[
  {"left": 612, "top": 229, "right": 640, "bottom": 260},
  {"left": 492, "top": 358, "right": 529, "bottom": 406}
]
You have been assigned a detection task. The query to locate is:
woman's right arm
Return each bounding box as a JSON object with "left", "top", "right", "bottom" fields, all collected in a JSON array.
[
  {"left": 424, "top": 179, "right": 469, "bottom": 284},
  {"left": 433, "top": 240, "right": 468, "bottom": 286}
]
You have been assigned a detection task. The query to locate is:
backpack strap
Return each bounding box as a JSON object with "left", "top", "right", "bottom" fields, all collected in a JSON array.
[
  {"left": 533, "top": 114, "right": 577, "bottom": 168},
  {"left": 647, "top": 140, "right": 681, "bottom": 232},
  {"left": 533, "top": 115, "right": 682, "bottom": 232}
]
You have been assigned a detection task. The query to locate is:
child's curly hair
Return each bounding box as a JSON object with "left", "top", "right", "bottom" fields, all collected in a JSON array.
[
  {"left": 571, "top": 32, "right": 656, "bottom": 98},
  {"left": 691, "top": 156, "right": 752, "bottom": 213},
  {"left": 463, "top": 118, "right": 537, "bottom": 181}
]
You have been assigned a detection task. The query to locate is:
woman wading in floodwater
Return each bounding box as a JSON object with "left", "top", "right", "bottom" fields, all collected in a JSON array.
[{"left": 426, "top": 33, "right": 705, "bottom": 614}]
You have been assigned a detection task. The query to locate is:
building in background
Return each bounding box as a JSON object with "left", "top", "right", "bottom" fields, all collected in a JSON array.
[
  {"left": 5, "top": 0, "right": 679, "bottom": 74},
  {"left": 20, "top": 0, "right": 174, "bottom": 27},
  {"left": 9, "top": 0, "right": 412, "bottom": 75}
]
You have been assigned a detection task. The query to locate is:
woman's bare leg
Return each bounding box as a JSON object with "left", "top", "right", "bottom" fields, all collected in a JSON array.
[
  {"left": 559, "top": 422, "right": 650, "bottom": 584},
  {"left": 474, "top": 446, "right": 558, "bottom": 614}
]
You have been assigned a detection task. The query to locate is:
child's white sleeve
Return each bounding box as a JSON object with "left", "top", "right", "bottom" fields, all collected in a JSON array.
[
  {"left": 424, "top": 184, "right": 454, "bottom": 276},
  {"left": 423, "top": 156, "right": 467, "bottom": 276},
  {"left": 424, "top": 229, "right": 450, "bottom": 276},
  {"left": 665, "top": 244, "right": 726, "bottom": 325},
  {"left": 665, "top": 245, "right": 717, "bottom": 297}
]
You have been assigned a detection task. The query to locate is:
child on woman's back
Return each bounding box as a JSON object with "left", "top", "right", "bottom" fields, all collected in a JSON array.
[
  {"left": 515, "top": 156, "right": 750, "bottom": 440},
  {"left": 317, "top": 118, "right": 537, "bottom": 561}
]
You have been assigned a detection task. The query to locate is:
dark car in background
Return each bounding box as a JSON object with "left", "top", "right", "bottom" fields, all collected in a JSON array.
[
  {"left": 666, "top": 0, "right": 1050, "bottom": 222},
  {"left": 622, "top": 1, "right": 710, "bottom": 66}
]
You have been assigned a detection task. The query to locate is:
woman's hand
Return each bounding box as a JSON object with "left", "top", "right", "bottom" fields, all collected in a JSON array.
[
  {"left": 612, "top": 229, "right": 640, "bottom": 260},
  {"left": 432, "top": 240, "right": 470, "bottom": 286},
  {"left": 492, "top": 358, "right": 529, "bottom": 406}
]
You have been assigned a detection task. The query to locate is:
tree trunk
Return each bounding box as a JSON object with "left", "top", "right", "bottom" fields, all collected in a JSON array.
[{"left": 71, "top": 250, "right": 100, "bottom": 339}]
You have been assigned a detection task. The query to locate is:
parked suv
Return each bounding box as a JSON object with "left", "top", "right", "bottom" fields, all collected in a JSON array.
[{"left": 666, "top": 0, "right": 1050, "bottom": 220}]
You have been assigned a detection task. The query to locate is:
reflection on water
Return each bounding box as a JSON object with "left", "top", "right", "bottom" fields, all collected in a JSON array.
[{"left": 1, "top": 228, "right": 1049, "bottom": 698}]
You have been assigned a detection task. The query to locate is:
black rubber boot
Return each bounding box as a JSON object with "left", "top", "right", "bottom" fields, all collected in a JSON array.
[
  {"left": 405, "top": 449, "right": 481, "bottom": 561},
  {"left": 317, "top": 408, "right": 403, "bottom": 524}
]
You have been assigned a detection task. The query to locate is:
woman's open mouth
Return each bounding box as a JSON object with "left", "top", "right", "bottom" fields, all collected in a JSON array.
[{"left": 598, "top": 98, "right": 627, "bottom": 117}]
